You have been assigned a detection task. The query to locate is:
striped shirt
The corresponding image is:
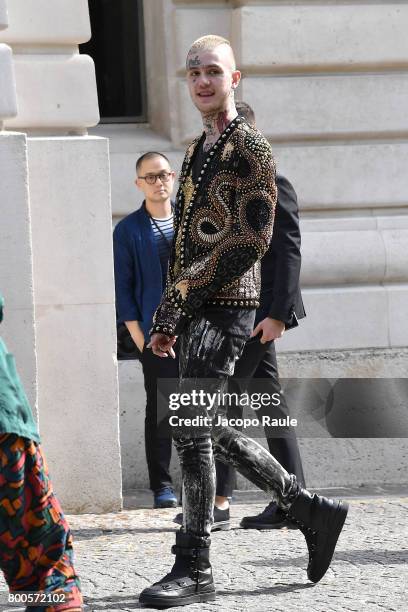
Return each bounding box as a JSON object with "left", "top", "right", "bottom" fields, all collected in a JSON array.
[{"left": 150, "top": 214, "right": 174, "bottom": 284}]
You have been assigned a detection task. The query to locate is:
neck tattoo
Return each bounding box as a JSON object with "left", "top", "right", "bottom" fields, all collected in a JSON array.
[{"left": 202, "top": 108, "right": 236, "bottom": 151}]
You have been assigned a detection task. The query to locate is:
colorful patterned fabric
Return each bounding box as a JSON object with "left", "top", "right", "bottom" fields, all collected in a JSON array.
[{"left": 0, "top": 434, "right": 82, "bottom": 611}]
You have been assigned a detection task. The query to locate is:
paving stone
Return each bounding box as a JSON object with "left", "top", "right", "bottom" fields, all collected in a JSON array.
[{"left": 1, "top": 491, "right": 407, "bottom": 611}]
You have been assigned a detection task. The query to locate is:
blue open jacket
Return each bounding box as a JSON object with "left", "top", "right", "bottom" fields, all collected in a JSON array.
[{"left": 113, "top": 203, "right": 168, "bottom": 342}]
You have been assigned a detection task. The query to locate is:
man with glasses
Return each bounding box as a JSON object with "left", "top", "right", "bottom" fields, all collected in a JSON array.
[{"left": 113, "top": 152, "right": 178, "bottom": 509}]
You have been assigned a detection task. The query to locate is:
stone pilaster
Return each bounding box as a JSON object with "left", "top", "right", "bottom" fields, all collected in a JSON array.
[
  {"left": 0, "top": 0, "right": 98, "bottom": 134},
  {"left": 0, "top": 0, "right": 37, "bottom": 414},
  {"left": 0, "top": 0, "right": 121, "bottom": 512}
]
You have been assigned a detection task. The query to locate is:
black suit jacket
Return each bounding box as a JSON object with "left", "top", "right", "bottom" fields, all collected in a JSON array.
[{"left": 257, "top": 174, "right": 306, "bottom": 330}]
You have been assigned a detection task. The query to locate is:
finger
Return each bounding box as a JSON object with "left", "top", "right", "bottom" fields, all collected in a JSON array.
[
  {"left": 168, "top": 347, "right": 176, "bottom": 359},
  {"left": 251, "top": 323, "right": 261, "bottom": 338},
  {"left": 152, "top": 347, "right": 168, "bottom": 358}
]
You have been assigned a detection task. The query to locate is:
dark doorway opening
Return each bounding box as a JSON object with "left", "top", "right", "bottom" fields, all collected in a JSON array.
[{"left": 80, "top": 0, "right": 147, "bottom": 123}]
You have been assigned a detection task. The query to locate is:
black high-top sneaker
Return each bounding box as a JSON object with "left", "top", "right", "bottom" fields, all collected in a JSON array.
[
  {"left": 240, "top": 501, "right": 297, "bottom": 530},
  {"left": 286, "top": 489, "right": 349, "bottom": 583},
  {"left": 139, "top": 530, "right": 216, "bottom": 608}
]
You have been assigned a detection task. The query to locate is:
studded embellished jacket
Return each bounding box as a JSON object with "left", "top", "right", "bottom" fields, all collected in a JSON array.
[{"left": 151, "top": 116, "right": 277, "bottom": 337}]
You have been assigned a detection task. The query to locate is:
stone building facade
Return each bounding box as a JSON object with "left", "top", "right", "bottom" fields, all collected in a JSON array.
[
  {"left": 107, "top": 0, "right": 408, "bottom": 491},
  {"left": 1, "top": 0, "right": 407, "bottom": 503}
]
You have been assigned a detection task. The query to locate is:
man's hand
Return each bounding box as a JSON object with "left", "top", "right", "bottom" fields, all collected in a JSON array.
[
  {"left": 148, "top": 333, "right": 177, "bottom": 358},
  {"left": 251, "top": 317, "right": 285, "bottom": 344}
]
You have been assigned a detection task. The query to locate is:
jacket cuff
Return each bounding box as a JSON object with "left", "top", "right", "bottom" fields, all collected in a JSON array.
[
  {"left": 150, "top": 299, "right": 191, "bottom": 337},
  {"left": 116, "top": 301, "right": 142, "bottom": 323},
  {"left": 117, "top": 313, "right": 142, "bottom": 325},
  {"left": 268, "top": 304, "right": 297, "bottom": 328}
]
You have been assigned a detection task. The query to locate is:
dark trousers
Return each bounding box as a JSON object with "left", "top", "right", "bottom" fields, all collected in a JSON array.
[
  {"left": 174, "top": 317, "right": 300, "bottom": 539},
  {"left": 141, "top": 345, "right": 179, "bottom": 492},
  {"left": 216, "top": 337, "right": 306, "bottom": 497}
]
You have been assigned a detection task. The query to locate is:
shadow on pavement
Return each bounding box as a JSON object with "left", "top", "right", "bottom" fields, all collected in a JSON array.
[
  {"left": 217, "top": 582, "right": 315, "bottom": 597},
  {"left": 247, "top": 548, "right": 408, "bottom": 568},
  {"left": 83, "top": 595, "right": 141, "bottom": 610},
  {"left": 72, "top": 527, "right": 177, "bottom": 540},
  {"left": 334, "top": 549, "right": 408, "bottom": 564},
  {"left": 83, "top": 582, "right": 314, "bottom": 609}
]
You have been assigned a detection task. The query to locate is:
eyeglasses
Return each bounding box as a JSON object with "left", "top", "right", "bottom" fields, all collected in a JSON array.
[{"left": 138, "top": 172, "right": 173, "bottom": 185}]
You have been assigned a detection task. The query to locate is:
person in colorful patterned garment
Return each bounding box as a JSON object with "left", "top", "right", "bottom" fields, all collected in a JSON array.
[
  {"left": 139, "top": 35, "right": 349, "bottom": 609},
  {"left": 0, "top": 293, "right": 82, "bottom": 612}
]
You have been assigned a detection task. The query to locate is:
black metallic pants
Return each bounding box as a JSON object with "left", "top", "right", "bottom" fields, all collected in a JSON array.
[{"left": 174, "top": 316, "right": 300, "bottom": 539}]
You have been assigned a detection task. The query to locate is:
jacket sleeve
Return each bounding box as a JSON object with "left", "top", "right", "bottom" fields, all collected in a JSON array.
[
  {"left": 113, "top": 223, "right": 142, "bottom": 323},
  {"left": 267, "top": 175, "right": 302, "bottom": 326},
  {"left": 151, "top": 131, "right": 277, "bottom": 336}
]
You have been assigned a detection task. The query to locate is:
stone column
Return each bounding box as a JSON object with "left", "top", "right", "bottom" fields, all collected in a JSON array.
[
  {"left": 0, "top": 1, "right": 37, "bottom": 413},
  {"left": 0, "top": 0, "right": 122, "bottom": 512}
]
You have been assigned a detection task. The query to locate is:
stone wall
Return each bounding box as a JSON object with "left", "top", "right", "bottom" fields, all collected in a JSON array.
[
  {"left": 137, "top": 0, "right": 408, "bottom": 354},
  {"left": 109, "top": 0, "right": 408, "bottom": 491}
]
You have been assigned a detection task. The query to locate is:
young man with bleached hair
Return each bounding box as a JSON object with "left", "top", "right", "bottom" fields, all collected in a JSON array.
[
  {"left": 139, "top": 35, "right": 348, "bottom": 608},
  {"left": 173, "top": 100, "right": 307, "bottom": 531}
]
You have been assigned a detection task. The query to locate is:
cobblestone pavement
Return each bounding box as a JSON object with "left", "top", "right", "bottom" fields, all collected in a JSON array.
[{"left": 1, "top": 488, "right": 407, "bottom": 612}]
